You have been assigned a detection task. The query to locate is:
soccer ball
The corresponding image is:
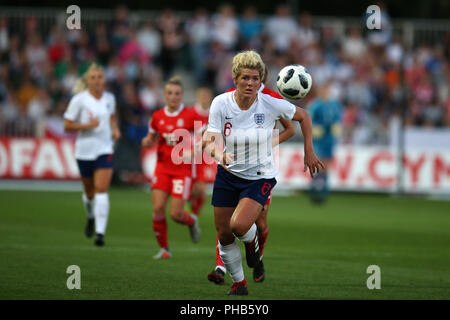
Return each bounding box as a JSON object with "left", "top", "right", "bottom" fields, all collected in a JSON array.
[{"left": 276, "top": 65, "right": 312, "bottom": 99}]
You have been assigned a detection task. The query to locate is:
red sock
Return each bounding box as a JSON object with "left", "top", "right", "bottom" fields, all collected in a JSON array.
[
  {"left": 215, "top": 233, "right": 225, "bottom": 268},
  {"left": 234, "top": 279, "right": 247, "bottom": 286},
  {"left": 152, "top": 214, "right": 168, "bottom": 249},
  {"left": 178, "top": 211, "right": 195, "bottom": 227},
  {"left": 191, "top": 194, "right": 206, "bottom": 216},
  {"left": 258, "top": 226, "right": 269, "bottom": 257}
]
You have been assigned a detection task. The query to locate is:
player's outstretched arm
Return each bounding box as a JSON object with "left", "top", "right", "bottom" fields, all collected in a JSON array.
[
  {"left": 64, "top": 118, "right": 99, "bottom": 132},
  {"left": 292, "top": 107, "right": 325, "bottom": 178}
]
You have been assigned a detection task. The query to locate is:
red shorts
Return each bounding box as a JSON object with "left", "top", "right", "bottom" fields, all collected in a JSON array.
[{"left": 151, "top": 172, "right": 193, "bottom": 200}]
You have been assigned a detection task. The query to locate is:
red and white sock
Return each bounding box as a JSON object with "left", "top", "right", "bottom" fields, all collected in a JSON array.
[
  {"left": 191, "top": 194, "right": 206, "bottom": 216},
  {"left": 152, "top": 213, "right": 168, "bottom": 249},
  {"left": 177, "top": 211, "right": 195, "bottom": 227},
  {"left": 258, "top": 226, "right": 269, "bottom": 259},
  {"left": 215, "top": 233, "right": 226, "bottom": 273}
]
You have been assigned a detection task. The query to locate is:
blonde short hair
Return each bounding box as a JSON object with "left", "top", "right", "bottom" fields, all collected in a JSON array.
[
  {"left": 232, "top": 50, "right": 265, "bottom": 80},
  {"left": 165, "top": 75, "right": 183, "bottom": 91}
]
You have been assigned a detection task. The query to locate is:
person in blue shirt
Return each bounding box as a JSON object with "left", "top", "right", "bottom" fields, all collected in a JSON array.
[
  {"left": 306, "top": 82, "right": 342, "bottom": 204},
  {"left": 238, "top": 6, "right": 263, "bottom": 45}
]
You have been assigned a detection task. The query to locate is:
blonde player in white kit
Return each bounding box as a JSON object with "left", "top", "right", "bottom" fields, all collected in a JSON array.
[
  {"left": 64, "top": 64, "right": 121, "bottom": 247},
  {"left": 204, "top": 51, "right": 324, "bottom": 295}
]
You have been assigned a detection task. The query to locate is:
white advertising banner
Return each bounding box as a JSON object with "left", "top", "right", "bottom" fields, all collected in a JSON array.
[
  {"left": 274, "top": 144, "right": 450, "bottom": 194},
  {"left": 1, "top": 138, "right": 449, "bottom": 195},
  {"left": 142, "top": 144, "right": 450, "bottom": 195}
]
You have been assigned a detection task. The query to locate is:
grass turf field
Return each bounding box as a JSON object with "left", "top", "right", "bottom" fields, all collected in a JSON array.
[{"left": 0, "top": 187, "right": 449, "bottom": 300}]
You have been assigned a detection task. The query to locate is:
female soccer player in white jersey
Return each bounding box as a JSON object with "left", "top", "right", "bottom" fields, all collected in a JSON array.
[
  {"left": 207, "top": 70, "right": 295, "bottom": 285},
  {"left": 64, "top": 64, "right": 121, "bottom": 247},
  {"left": 204, "top": 51, "right": 324, "bottom": 295}
]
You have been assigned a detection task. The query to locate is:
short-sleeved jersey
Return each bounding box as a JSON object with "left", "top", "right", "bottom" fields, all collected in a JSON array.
[
  {"left": 149, "top": 105, "right": 201, "bottom": 177},
  {"left": 308, "top": 98, "right": 342, "bottom": 145},
  {"left": 64, "top": 90, "right": 116, "bottom": 160},
  {"left": 227, "top": 84, "right": 284, "bottom": 129},
  {"left": 207, "top": 88, "right": 296, "bottom": 180}
]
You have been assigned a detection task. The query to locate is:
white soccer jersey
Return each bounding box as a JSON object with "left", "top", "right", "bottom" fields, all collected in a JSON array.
[
  {"left": 207, "top": 89, "right": 296, "bottom": 180},
  {"left": 64, "top": 90, "right": 116, "bottom": 160}
]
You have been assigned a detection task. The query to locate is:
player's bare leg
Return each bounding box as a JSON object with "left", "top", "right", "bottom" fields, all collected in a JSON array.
[
  {"left": 169, "top": 197, "right": 200, "bottom": 243},
  {"left": 151, "top": 188, "right": 171, "bottom": 258},
  {"left": 92, "top": 168, "right": 113, "bottom": 246},
  {"left": 81, "top": 177, "right": 95, "bottom": 238}
]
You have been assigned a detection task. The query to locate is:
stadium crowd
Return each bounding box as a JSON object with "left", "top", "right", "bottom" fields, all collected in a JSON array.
[{"left": 0, "top": 3, "right": 449, "bottom": 146}]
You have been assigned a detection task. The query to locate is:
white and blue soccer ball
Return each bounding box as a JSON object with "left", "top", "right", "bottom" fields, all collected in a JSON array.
[{"left": 276, "top": 64, "right": 312, "bottom": 100}]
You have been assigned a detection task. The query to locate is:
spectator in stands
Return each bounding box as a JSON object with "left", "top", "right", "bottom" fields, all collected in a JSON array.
[
  {"left": 210, "top": 3, "right": 239, "bottom": 51},
  {"left": 137, "top": 22, "right": 162, "bottom": 62},
  {"left": 185, "top": 7, "right": 211, "bottom": 85},
  {"left": 238, "top": 6, "right": 263, "bottom": 49}
]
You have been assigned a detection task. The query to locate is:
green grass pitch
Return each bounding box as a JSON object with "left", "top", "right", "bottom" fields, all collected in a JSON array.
[{"left": 0, "top": 188, "right": 449, "bottom": 300}]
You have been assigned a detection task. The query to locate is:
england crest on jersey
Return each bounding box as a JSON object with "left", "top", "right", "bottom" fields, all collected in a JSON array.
[{"left": 254, "top": 113, "right": 265, "bottom": 125}]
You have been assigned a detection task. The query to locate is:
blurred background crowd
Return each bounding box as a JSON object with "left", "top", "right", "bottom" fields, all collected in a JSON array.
[{"left": 0, "top": 2, "right": 449, "bottom": 149}]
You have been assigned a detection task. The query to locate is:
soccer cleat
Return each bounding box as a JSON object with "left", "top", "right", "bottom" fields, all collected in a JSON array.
[
  {"left": 207, "top": 268, "right": 225, "bottom": 285},
  {"left": 227, "top": 280, "right": 248, "bottom": 296},
  {"left": 253, "top": 260, "right": 265, "bottom": 283},
  {"left": 153, "top": 248, "right": 171, "bottom": 259},
  {"left": 244, "top": 233, "right": 260, "bottom": 268},
  {"left": 84, "top": 218, "right": 95, "bottom": 238},
  {"left": 189, "top": 215, "right": 201, "bottom": 243},
  {"left": 94, "top": 233, "right": 104, "bottom": 247}
]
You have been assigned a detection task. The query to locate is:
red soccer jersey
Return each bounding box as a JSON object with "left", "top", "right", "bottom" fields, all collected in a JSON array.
[
  {"left": 191, "top": 104, "right": 217, "bottom": 182},
  {"left": 149, "top": 105, "right": 201, "bottom": 177}
]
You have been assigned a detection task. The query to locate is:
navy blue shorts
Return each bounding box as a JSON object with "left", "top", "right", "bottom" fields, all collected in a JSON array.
[
  {"left": 212, "top": 165, "right": 277, "bottom": 207},
  {"left": 76, "top": 154, "right": 113, "bottom": 178}
]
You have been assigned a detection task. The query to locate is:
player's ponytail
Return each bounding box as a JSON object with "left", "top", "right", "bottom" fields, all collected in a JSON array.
[
  {"left": 72, "top": 63, "right": 103, "bottom": 95},
  {"left": 165, "top": 75, "right": 184, "bottom": 91}
]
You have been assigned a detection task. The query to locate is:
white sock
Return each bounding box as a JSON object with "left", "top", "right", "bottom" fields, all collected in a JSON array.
[
  {"left": 219, "top": 240, "right": 244, "bottom": 283},
  {"left": 82, "top": 193, "right": 94, "bottom": 219},
  {"left": 237, "top": 223, "right": 257, "bottom": 243},
  {"left": 94, "top": 193, "right": 109, "bottom": 235}
]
